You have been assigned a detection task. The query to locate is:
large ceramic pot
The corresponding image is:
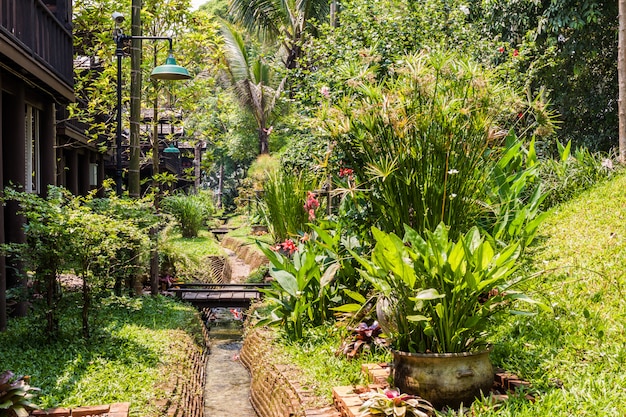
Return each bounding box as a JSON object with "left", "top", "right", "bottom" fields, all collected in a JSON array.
[{"left": 392, "top": 348, "right": 493, "bottom": 409}]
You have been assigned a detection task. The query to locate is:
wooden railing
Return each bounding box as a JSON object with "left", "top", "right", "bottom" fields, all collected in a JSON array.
[{"left": 0, "top": 0, "right": 73, "bottom": 87}]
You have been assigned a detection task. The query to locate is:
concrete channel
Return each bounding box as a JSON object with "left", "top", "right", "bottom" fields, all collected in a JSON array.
[{"left": 203, "top": 308, "right": 257, "bottom": 417}]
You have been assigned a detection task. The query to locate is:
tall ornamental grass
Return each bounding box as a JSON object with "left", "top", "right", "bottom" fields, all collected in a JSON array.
[
  {"left": 261, "top": 171, "right": 310, "bottom": 241},
  {"left": 161, "top": 190, "right": 214, "bottom": 238},
  {"left": 324, "top": 52, "right": 522, "bottom": 238}
]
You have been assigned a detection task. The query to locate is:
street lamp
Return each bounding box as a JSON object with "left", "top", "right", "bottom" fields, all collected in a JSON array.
[{"left": 113, "top": 18, "right": 191, "bottom": 196}]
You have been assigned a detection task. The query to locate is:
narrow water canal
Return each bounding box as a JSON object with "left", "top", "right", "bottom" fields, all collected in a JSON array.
[{"left": 204, "top": 309, "right": 257, "bottom": 417}]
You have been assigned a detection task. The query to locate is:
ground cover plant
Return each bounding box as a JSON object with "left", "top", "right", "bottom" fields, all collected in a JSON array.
[
  {"left": 0, "top": 295, "right": 202, "bottom": 417},
  {"left": 272, "top": 324, "right": 390, "bottom": 401}
]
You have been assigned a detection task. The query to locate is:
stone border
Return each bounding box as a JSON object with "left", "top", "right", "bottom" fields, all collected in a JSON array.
[
  {"left": 31, "top": 402, "right": 129, "bottom": 417},
  {"left": 161, "top": 314, "right": 211, "bottom": 417},
  {"left": 240, "top": 327, "right": 340, "bottom": 417}
]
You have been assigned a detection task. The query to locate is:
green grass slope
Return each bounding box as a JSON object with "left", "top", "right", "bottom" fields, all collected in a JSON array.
[
  {"left": 0, "top": 295, "right": 202, "bottom": 417},
  {"left": 483, "top": 172, "right": 626, "bottom": 416}
]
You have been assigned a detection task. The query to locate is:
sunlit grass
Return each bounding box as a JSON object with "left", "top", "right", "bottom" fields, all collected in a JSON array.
[
  {"left": 165, "top": 229, "right": 223, "bottom": 259},
  {"left": 0, "top": 295, "right": 201, "bottom": 417},
  {"left": 476, "top": 171, "right": 626, "bottom": 416}
]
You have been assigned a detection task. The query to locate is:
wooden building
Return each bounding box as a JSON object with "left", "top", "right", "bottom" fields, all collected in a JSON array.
[{"left": 0, "top": 0, "right": 105, "bottom": 330}]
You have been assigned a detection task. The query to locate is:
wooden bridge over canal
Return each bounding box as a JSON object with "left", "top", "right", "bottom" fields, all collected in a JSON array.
[{"left": 172, "top": 283, "right": 270, "bottom": 309}]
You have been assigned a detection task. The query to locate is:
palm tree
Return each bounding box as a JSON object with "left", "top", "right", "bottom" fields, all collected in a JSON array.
[
  {"left": 228, "top": 0, "right": 329, "bottom": 69},
  {"left": 221, "top": 22, "right": 285, "bottom": 154}
]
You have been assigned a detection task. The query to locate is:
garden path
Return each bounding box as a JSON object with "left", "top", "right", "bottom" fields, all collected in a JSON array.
[{"left": 224, "top": 247, "right": 251, "bottom": 284}]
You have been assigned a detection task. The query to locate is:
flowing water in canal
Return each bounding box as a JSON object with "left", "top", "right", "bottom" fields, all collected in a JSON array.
[{"left": 203, "top": 308, "right": 257, "bottom": 417}]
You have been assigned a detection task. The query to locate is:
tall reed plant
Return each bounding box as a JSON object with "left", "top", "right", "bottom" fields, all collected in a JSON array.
[
  {"left": 324, "top": 52, "right": 521, "bottom": 238},
  {"left": 261, "top": 171, "right": 311, "bottom": 241}
]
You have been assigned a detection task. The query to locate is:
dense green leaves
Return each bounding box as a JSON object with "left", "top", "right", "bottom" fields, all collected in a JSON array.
[
  {"left": 323, "top": 52, "right": 522, "bottom": 239},
  {"left": 353, "top": 223, "right": 548, "bottom": 353},
  {"left": 1, "top": 187, "right": 157, "bottom": 339}
]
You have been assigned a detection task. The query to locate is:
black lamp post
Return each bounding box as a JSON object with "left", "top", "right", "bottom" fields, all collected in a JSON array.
[{"left": 113, "top": 26, "right": 190, "bottom": 196}]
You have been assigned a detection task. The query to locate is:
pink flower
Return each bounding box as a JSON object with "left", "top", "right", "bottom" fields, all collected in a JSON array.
[
  {"left": 320, "top": 86, "right": 330, "bottom": 98},
  {"left": 281, "top": 239, "right": 297, "bottom": 255},
  {"left": 303, "top": 191, "right": 320, "bottom": 221},
  {"left": 383, "top": 388, "right": 415, "bottom": 404}
]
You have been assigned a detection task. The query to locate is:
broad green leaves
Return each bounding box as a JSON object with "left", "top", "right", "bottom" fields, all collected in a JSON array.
[{"left": 353, "top": 222, "right": 548, "bottom": 353}]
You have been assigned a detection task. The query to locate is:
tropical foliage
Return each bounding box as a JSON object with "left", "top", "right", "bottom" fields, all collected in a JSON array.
[
  {"left": 323, "top": 52, "right": 532, "bottom": 239},
  {"left": 359, "top": 388, "right": 435, "bottom": 417},
  {"left": 352, "top": 224, "right": 549, "bottom": 353},
  {"left": 161, "top": 190, "right": 215, "bottom": 238}
]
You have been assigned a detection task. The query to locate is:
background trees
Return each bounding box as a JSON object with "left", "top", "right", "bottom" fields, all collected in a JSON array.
[{"left": 71, "top": 0, "right": 623, "bottom": 202}]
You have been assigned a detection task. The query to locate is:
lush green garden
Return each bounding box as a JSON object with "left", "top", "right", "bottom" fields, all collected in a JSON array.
[
  {"left": 0, "top": 296, "right": 201, "bottom": 416},
  {"left": 261, "top": 171, "right": 626, "bottom": 415},
  {"left": 2, "top": 0, "right": 626, "bottom": 415}
]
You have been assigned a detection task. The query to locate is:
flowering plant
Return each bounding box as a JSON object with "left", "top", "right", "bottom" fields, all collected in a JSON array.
[
  {"left": 271, "top": 238, "right": 298, "bottom": 255},
  {"left": 303, "top": 191, "right": 320, "bottom": 221},
  {"left": 359, "top": 388, "right": 434, "bottom": 417}
]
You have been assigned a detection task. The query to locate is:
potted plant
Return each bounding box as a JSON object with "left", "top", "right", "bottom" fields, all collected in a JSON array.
[{"left": 352, "top": 223, "right": 548, "bottom": 408}]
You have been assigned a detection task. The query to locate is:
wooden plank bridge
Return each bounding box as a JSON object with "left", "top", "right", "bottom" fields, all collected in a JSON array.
[{"left": 172, "top": 283, "right": 270, "bottom": 309}]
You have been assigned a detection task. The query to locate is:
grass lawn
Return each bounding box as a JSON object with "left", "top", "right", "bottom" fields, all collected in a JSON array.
[
  {"left": 479, "top": 171, "right": 626, "bottom": 416},
  {"left": 165, "top": 229, "right": 223, "bottom": 259},
  {"left": 0, "top": 295, "right": 202, "bottom": 417}
]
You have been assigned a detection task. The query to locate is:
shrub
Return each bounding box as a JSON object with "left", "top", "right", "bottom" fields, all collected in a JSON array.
[
  {"left": 538, "top": 141, "right": 617, "bottom": 210},
  {"left": 323, "top": 51, "right": 527, "bottom": 239},
  {"left": 261, "top": 171, "right": 311, "bottom": 241},
  {"left": 0, "top": 187, "right": 153, "bottom": 339},
  {"left": 161, "top": 191, "right": 214, "bottom": 238}
]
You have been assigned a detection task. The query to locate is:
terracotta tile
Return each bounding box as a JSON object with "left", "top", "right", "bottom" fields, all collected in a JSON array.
[
  {"left": 71, "top": 405, "right": 109, "bottom": 417},
  {"left": 31, "top": 408, "right": 71, "bottom": 417}
]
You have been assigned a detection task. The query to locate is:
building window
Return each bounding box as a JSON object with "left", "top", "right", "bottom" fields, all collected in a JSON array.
[
  {"left": 25, "top": 105, "right": 40, "bottom": 194},
  {"left": 89, "top": 163, "right": 98, "bottom": 187}
]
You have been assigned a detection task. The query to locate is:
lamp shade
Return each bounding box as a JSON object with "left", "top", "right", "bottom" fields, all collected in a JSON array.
[
  {"left": 150, "top": 53, "right": 191, "bottom": 80},
  {"left": 163, "top": 144, "right": 180, "bottom": 154}
]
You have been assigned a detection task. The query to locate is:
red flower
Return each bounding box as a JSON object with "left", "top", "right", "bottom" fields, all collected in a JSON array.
[
  {"left": 498, "top": 46, "right": 505, "bottom": 53},
  {"left": 280, "top": 239, "right": 297, "bottom": 255},
  {"left": 339, "top": 167, "right": 354, "bottom": 178},
  {"left": 513, "top": 49, "right": 519, "bottom": 57}
]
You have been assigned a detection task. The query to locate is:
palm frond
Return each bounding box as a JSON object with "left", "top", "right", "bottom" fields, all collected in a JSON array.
[
  {"left": 229, "top": 0, "right": 283, "bottom": 41},
  {"left": 219, "top": 21, "right": 250, "bottom": 82}
]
